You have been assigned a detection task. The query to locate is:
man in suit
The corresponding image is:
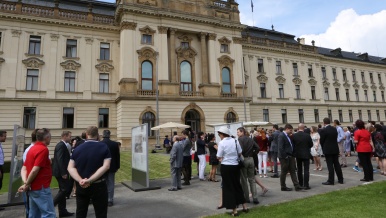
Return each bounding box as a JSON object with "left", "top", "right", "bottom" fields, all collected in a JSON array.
[
  {"left": 293, "top": 123, "right": 313, "bottom": 189},
  {"left": 278, "top": 124, "right": 304, "bottom": 191},
  {"left": 101, "top": 130, "right": 120, "bottom": 207},
  {"left": 52, "top": 131, "right": 74, "bottom": 217},
  {"left": 169, "top": 135, "right": 184, "bottom": 191},
  {"left": 181, "top": 130, "right": 192, "bottom": 185},
  {"left": 0, "top": 130, "right": 7, "bottom": 211},
  {"left": 320, "top": 118, "right": 344, "bottom": 185},
  {"left": 269, "top": 125, "right": 280, "bottom": 178}
]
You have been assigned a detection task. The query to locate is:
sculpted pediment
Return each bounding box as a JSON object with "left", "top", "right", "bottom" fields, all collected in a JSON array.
[
  {"left": 178, "top": 34, "right": 193, "bottom": 43},
  {"left": 217, "top": 55, "right": 235, "bottom": 66},
  {"left": 95, "top": 62, "right": 114, "bottom": 73},
  {"left": 322, "top": 80, "right": 330, "bottom": 88},
  {"left": 257, "top": 75, "right": 268, "bottom": 83},
  {"left": 176, "top": 47, "right": 197, "bottom": 59},
  {"left": 292, "top": 77, "right": 302, "bottom": 85},
  {"left": 22, "top": 57, "right": 45, "bottom": 68},
  {"left": 333, "top": 81, "right": 341, "bottom": 87},
  {"left": 308, "top": 78, "right": 317, "bottom": 85},
  {"left": 371, "top": 84, "right": 377, "bottom": 90},
  {"left": 139, "top": 25, "right": 156, "bottom": 35},
  {"left": 275, "top": 76, "right": 286, "bottom": 84},
  {"left": 60, "top": 60, "right": 81, "bottom": 70},
  {"left": 353, "top": 83, "right": 360, "bottom": 89},
  {"left": 137, "top": 47, "right": 157, "bottom": 59},
  {"left": 343, "top": 82, "right": 351, "bottom": 88},
  {"left": 379, "top": 85, "right": 385, "bottom": 90},
  {"left": 362, "top": 84, "right": 369, "bottom": 89},
  {"left": 218, "top": 36, "right": 231, "bottom": 44}
]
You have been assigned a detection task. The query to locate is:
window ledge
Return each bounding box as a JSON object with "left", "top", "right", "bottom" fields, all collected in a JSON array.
[
  {"left": 25, "top": 53, "right": 43, "bottom": 57},
  {"left": 308, "top": 76, "right": 315, "bottom": 79},
  {"left": 258, "top": 97, "right": 270, "bottom": 99},
  {"left": 294, "top": 98, "right": 305, "bottom": 100},
  {"left": 257, "top": 71, "right": 266, "bottom": 74},
  {"left": 277, "top": 97, "right": 289, "bottom": 100},
  {"left": 62, "top": 56, "right": 80, "bottom": 61},
  {"left": 97, "top": 59, "right": 112, "bottom": 63},
  {"left": 310, "top": 99, "right": 320, "bottom": 101}
]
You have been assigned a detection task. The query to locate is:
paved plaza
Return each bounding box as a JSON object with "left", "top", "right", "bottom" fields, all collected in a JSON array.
[{"left": 1, "top": 155, "right": 385, "bottom": 218}]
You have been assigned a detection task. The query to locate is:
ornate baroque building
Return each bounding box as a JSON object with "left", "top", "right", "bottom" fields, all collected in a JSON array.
[{"left": 0, "top": 0, "right": 385, "bottom": 157}]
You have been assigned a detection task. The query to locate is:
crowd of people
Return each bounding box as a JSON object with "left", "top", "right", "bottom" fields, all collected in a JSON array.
[
  {"left": 167, "top": 118, "right": 386, "bottom": 216},
  {"left": 1, "top": 126, "right": 121, "bottom": 218}
]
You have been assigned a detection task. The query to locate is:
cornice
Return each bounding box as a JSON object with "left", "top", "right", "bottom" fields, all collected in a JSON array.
[
  {"left": 242, "top": 43, "right": 320, "bottom": 59},
  {"left": 0, "top": 13, "right": 119, "bottom": 32}
]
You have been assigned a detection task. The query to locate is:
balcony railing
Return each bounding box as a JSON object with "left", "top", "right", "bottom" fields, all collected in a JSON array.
[
  {"left": 179, "top": 91, "right": 204, "bottom": 97},
  {"left": 137, "top": 90, "right": 157, "bottom": 96},
  {"left": 221, "top": 92, "right": 237, "bottom": 98}
]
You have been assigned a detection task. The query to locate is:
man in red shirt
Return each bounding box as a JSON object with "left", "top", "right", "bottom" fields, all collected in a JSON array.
[{"left": 18, "top": 128, "right": 56, "bottom": 218}]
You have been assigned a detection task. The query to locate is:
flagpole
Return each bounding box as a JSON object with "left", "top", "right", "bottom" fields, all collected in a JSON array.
[{"left": 251, "top": 0, "right": 255, "bottom": 27}]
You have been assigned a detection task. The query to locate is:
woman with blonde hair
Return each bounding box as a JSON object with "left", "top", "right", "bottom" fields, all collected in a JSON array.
[{"left": 310, "top": 126, "right": 322, "bottom": 171}]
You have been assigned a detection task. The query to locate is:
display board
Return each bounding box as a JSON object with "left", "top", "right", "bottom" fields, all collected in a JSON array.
[{"left": 213, "top": 122, "right": 243, "bottom": 143}]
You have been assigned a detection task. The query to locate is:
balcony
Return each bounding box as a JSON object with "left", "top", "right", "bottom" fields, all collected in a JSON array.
[
  {"left": 179, "top": 91, "right": 204, "bottom": 97},
  {"left": 137, "top": 90, "right": 157, "bottom": 96},
  {"left": 221, "top": 92, "right": 237, "bottom": 98}
]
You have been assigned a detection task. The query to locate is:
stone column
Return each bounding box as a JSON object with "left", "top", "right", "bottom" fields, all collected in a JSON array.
[
  {"left": 157, "top": 26, "right": 169, "bottom": 81},
  {"left": 208, "top": 33, "right": 218, "bottom": 84},
  {"left": 169, "top": 28, "right": 177, "bottom": 83},
  {"left": 200, "top": 32, "right": 209, "bottom": 84}
]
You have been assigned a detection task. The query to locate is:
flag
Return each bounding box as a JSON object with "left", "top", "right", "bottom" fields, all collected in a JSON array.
[{"left": 251, "top": 0, "right": 254, "bottom": 12}]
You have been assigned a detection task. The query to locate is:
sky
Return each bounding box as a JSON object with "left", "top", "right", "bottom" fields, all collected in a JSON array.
[{"left": 101, "top": 0, "right": 386, "bottom": 57}]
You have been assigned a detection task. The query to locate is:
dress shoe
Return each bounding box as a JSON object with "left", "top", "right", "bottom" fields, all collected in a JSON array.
[
  {"left": 322, "top": 181, "right": 334, "bottom": 185},
  {"left": 304, "top": 186, "right": 311, "bottom": 190},
  {"left": 360, "top": 179, "right": 370, "bottom": 182},
  {"left": 168, "top": 188, "right": 177, "bottom": 191},
  {"left": 177, "top": 187, "right": 182, "bottom": 190},
  {"left": 108, "top": 202, "right": 113, "bottom": 207},
  {"left": 253, "top": 199, "right": 259, "bottom": 204},
  {"left": 281, "top": 187, "right": 293, "bottom": 191},
  {"left": 338, "top": 181, "right": 344, "bottom": 184},
  {"left": 59, "top": 212, "right": 74, "bottom": 217},
  {"left": 182, "top": 182, "right": 190, "bottom": 185},
  {"left": 271, "top": 175, "right": 279, "bottom": 178},
  {"left": 295, "top": 186, "right": 305, "bottom": 191}
]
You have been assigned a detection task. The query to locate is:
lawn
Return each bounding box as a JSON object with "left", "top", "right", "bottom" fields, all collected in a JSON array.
[{"left": 207, "top": 181, "right": 386, "bottom": 218}]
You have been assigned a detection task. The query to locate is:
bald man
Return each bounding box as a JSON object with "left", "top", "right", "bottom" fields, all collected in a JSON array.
[
  {"left": 169, "top": 136, "right": 184, "bottom": 191},
  {"left": 293, "top": 123, "right": 313, "bottom": 189}
]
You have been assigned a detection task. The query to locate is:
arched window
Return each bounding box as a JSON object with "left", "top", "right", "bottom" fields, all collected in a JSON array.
[
  {"left": 141, "top": 61, "right": 153, "bottom": 90},
  {"left": 180, "top": 61, "right": 192, "bottom": 91},
  {"left": 142, "top": 112, "right": 155, "bottom": 136},
  {"left": 226, "top": 112, "right": 236, "bottom": 123},
  {"left": 222, "top": 67, "right": 231, "bottom": 93}
]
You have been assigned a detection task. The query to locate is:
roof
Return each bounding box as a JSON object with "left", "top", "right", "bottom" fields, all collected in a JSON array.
[
  {"left": 317, "top": 47, "right": 386, "bottom": 66},
  {"left": 242, "top": 26, "right": 298, "bottom": 44}
]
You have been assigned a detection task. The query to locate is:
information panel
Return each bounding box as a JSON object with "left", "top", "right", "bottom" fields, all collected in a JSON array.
[
  {"left": 213, "top": 122, "right": 243, "bottom": 143},
  {"left": 131, "top": 124, "right": 149, "bottom": 187}
]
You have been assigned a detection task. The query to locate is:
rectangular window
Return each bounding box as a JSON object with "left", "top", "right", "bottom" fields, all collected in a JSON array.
[
  {"left": 278, "top": 84, "right": 284, "bottom": 98},
  {"left": 281, "top": 109, "right": 287, "bottom": 124},
  {"left": 367, "top": 110, "right": 372, "bottom": 121},
  {"left": 328, "top": 109, "right": 332, "bottom": 121},
  {"left": 220, "top": 44, "right": 229, "bottom": 53},
  {"left": 28, "top": 35, "right": 41, "bottom": 55},
  {"left": 382, "top": 91, "right": 385, "bottom": 102},
  {"left": 370, "top": 73, "right": 374, "bottom": 83},
  {"left": 100, "top": 43, "right": 110, "bottom": 60},
  {"left": 373, "top": 91, "right": 377, "bottom": 102},
  {"left": 276, "top": 61, "right": 282, "bottom": 74},
  {"left": 308, "top": 65, "right": 313, "bottom": 77},
  {"left": 342, "top": 70, "right": 347, "bottom": 81},
  {"left": 355, "top": 89, "right": 359, "bottom": 101},
  {"left": 293, "top": 63, "right": 298, "bottom": 76},
  {"left": 66, "top": 39, "right": 77, "bottom": 58},
  {"left": 345, "top": 89, "right": 350, "bottom": 101},
  {"left": 99, "top": 73, "right": 109, "bottom": 93},
  {"left": 332, "top": 68, "right": 337, "bottom": 80},
  {"left": 26, "top": 69, "right": 39, "bottom": 91},
  {"left": 364, "top": 90, "right": 368, "bottom": 101},
  {"left": 260, "top": 83, "right": 266, "bottom": 98},
  {"left": 349, "top": 110, "right": 353, "bottom": 122},
  {"left": 181, "top": 42, "right": 189, "bottom": 48},
  {"left": 311, "top": 86, "right": 316, "bottom": 100},
  {"left": 378, "top": 73, "right": 382, "bottom": 84},
  {"left": 376, "top": 110, "right": 380, "bottom": 122},
  {"left": 64, "top": 71, "right": 75, "bottom": 92},
  {"left": 335, "top": 88, "right": 340, "bottom": 101},
  {"left": 142, "top": 34, "right": 152, "bottom": 44},
  {"left": 358, "top": 110, "right": 362, "bottom": 120},
  {"left": 361, "top": 72, "right": 365, "bottom": 82},
  {"left": 322, "top": 67, "right": 327, "bottom": 79},
  {"left": 23, "top": 107, "right": 36, "bottom": 129},
  {"left": 314, "top": 109, "right": 319, "bottom": 123},
  {"left": 352, "top": 71, "right": 356, "bottom": 82},
  {"left": 263, "top": 109, "right": 269, "bottom": 122},
  {"left": 0, "top": 32, "right": 2, "bottom": 48},
  {"left": 257, "top": 59, "right": 264, "bottom": 73},
  {"left": 63, "top": 107, "right": 74, "bottom": 128},
  {"left": 295, "top": 85, "right": 301, "bottom": 99},
  {"left": 98, "top": 108, "right": 109, "bottom": 128},
  {"left": 298, "top": 109, "right": 304, "bottom": 123},
  {"left": 338, "top": 110, "right": 343, "bottom": 123},
  {"left": 324, "top": 87, "right": 329, "bottom": 100}
]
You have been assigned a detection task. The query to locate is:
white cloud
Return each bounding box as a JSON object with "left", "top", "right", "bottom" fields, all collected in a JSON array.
[{"left": 300, "top": 9, "right": 386, "bottom": 57}]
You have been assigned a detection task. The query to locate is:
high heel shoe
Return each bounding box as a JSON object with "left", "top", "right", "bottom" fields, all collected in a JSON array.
[{"left": 217, "top": 205, "right": 224, "bottom": 209}]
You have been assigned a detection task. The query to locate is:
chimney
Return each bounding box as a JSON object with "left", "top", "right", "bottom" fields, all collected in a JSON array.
[{"left": 299, "top": 38, "right": 305, "bottom": 45}]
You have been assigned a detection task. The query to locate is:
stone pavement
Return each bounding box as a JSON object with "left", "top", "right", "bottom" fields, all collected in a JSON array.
[{"left": 1, "top": 155, "right": 385, "bottom": 218}]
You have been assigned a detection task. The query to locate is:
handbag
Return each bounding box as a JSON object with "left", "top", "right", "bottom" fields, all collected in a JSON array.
[{"left": 235, "top": 140, "right": 244, "bottom": 168}]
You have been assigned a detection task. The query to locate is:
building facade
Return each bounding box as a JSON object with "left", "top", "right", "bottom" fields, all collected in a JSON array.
[{"left": 0, "top": 0, "right": 385, "bottom": 159}]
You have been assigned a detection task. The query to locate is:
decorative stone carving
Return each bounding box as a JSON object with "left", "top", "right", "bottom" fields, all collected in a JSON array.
[
  {"left": 362, "top": 84, "right": 369, "bottom": 89},
  {"left": 323, "top": 80, "right": 330, "bottom": 88},
  {"left": 343, "top": 82, "right": 351, "bottom": 88},
  {"left": 137, "top": 0, "right": 157, "bottom": 6},
  {"left": 244, "top": 74, "right": 249, "bottom": 82},
  {"left": 60, "top": 60, "right": 81, "bottom": 70},
  {"left": 379, "top": 85, "right": 385, "bottom": 90},
  {"left": 12, "top": 30, "right": 21, "bottom": 37},
  {"left": 50, "top": 34, "right": 59, "bottom": 41},
  {"left": 353, "top": 83, "right": 360, "bottom": 89},
  {"left": 232, "top": 37, "right": 244, "bottom": 44},
  {"left": 257, "top": 75, "right": 268, "bottom": 82},
  {"left": 275, "top": 76, "right": 286, "bottom": 84},
  {"left": 217, "top": 55, "right": 235, "bottom": 66},
  {"left": 176, "top": 47, "right": 197, "bottom": 60},
  {"left": 218, "top": 36, "right": 231, "bottom": 44},
  {"left": 178, "top": 34, "right": 193, "bottom": 42},
  {"left": 85, "top": 37, "right": 94, "bottom": 44},
  {"left": 308, "top": 78, "right": 317, "bottom": 85},
  {"left": 333, "top": 81, "right": 341, "bottom": 87},
  {"left": 169, "top": 28, "right": 177, "bottom": 35},
  {"left": 208, "top": 33, "right": 217, "bottom": 40},
  {"left": 292, "top": 77, "right": 302, "bottom": 85},
  {"left": 139, "top": 25, "right": 156, "bottom": 35},
  {"left": 95, "top": 62, "right": 114, "bottom": 73},
  {"left": 371, "top": 84, "right": 377, "bottom": 90},
  {"left": 248, "top": 55, "right": 254, "bottom": 60},
  {"left": 157, "top": 26, "right": 168, "bottom": 34},
  {"left": 0, "top": 57, "right": 5, "bottom": 65},
  {"left": 137, "top": 47, "right": 158, "bottom": 59},
  {"left": 120, "top": 21, "right": 137, "bottom": 31},
  {"left": 22, "top": 57, "right": 45, "bottom": 68}
]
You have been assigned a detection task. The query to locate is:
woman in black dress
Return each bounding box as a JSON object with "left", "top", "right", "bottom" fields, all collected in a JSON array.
[{"left": 207, "top": 133, "right": 219, "bottom": 182}]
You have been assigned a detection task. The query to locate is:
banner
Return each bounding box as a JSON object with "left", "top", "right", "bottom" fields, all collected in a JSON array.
[{"left": 131, "top": 124, "right": 149, "bottom": 187}]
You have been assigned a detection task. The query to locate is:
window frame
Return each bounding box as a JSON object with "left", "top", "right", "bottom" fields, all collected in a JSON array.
[
  {"left": 26, "top": 69, "right": 39, "bottom": 91},
  {"left": 308, "top": 64, "right": 313, "bottom": 77},
  {"left": 364, "top": 90, "right": 368, "bottom": 102},
  {"left": 141, "top": 34, "right": 153, "bottom": 45},
  {"left": 335, "top": 88, "right": 340, "bottom": 101},
  {"left": 142, "top": 112, "right": 156, "bottom": 137},
  {"left": 99, "top": 73, "right": 109, "bottom": 93},
  {"left": 278, "top": 84, "right": 284, "bottom": 98},
  {"left": 98, "top": 108, "right": 109, "bottom": 128},
  {"left": 260, "top": 83, "right": 266, "bottom": 98},
  {"left": 295, "top": 85, "right": 301, "bottom": 99},
  {"left": 311, "top": 86, "right": 316, "bottom": 100},
  {"left": 180, "top": 61, "right": 192, "bottom": 92},
  {"left": 276, "top": 61, "right": 282, "bottom": 74},
  {"left": 349, "top": 110, "right": 353, "bottom": 122},
  {"left": 62, "top": 107, "right": 74, "bottom": 129},
  {"left": 293, "top": 63, "right": 298, "bottom": 76},
  {"left": 324, "top": 87, "right": 329, "bottom": 100},
  {"left": 355, "top": 89, "right": 359, "bottom": 101},
  {"left": 281, "top": 109, "right": 287, "bottom": 124},
  {"left": 257, "top": 59, "right": 264, "bottom": 73},
  {"left": 338, "top": 110, "right": 343, "bottom": 123},
  {"left": 66, "top": 39, "right": 77, "bottom": 58},
  {"left": 23, "top": 107, "right": 36, "bottom": 129},
  {"left": 314, "top": 109, "right": 319, "bottom": 123},
  {"left": 321, "top": 67, "right": 327, "bottom": 79},
  {"left": 28, "top": 35, "right": 41, "bottom": 55},
  {"left": 298, "top": 109, "right": 304, "bottom": 123},
  {"left": 220, "top": 44, "right": 229, "bottom": 53},
  {"left": 328, "top": 109, "right": 332, "bottom": 121},
  {"left": 263, "top": 109, "right": 269, "bottom": 122},
  {"left": 332, "top": 68, "right": 337, "bottom": 80},
  {"left": 100, "top": 42, "right": 110, "bottom": 60},
  {"left": 141, "top": 61, "right": 153, "bottom": 90},
  {"left": 345, "top": 89, "right": 350, "bottom": 101},
  {"left": 64, "top": 71, "right": 76, "bottom": 92},
  {"left": 221, "top": 67, "right": 232, "bottom": 93},
  {"left": 342, "top": 70, "right": 347, "bottom": 81}
]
